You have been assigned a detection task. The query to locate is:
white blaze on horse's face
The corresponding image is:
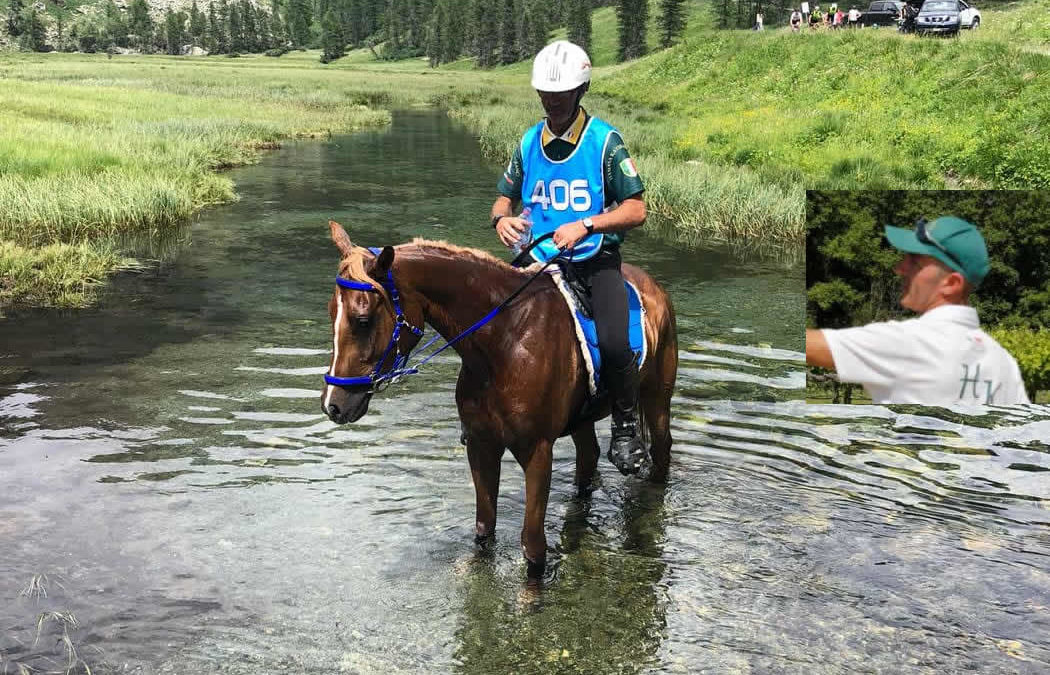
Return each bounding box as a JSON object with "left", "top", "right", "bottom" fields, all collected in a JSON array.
[
  {"left": 323, "top": 288, "right": 349, "bottom": 412},
  {"left": 322, "top": 282, "right": 384, "bottom": 424}
]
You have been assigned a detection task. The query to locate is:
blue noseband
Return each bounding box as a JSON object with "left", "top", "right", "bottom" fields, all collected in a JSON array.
[{"left": 324, "top": 249, "right": 425, "bottom": 391}]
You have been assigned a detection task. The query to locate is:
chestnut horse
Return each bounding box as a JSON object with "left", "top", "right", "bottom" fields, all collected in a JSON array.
[{"left": 321, "top": 221, "right": 678, "bottom": 577}]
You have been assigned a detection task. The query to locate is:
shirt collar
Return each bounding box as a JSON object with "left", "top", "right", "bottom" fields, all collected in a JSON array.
[
  {"left": 918, "top": 304, "right": 979, "bottom": 328},
  {"left": 541, "top": 107, "right": 587, "bottom": 147}
]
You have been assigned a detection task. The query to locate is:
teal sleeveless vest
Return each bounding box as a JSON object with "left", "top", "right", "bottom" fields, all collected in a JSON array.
[{"left": 520, "top": 116, "right": 615, "bottom": 263}]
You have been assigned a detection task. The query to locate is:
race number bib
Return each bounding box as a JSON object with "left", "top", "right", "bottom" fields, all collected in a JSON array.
[{"left": 529, "top": 179, "right": 592, "bottom": 212}]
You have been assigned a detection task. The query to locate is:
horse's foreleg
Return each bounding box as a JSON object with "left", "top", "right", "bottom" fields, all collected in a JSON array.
[
  {"left": 642, "top": 342, "right": 677, "bottom": 484},
  {"left": 520, "top": 439, "right": 554, "bottom": 579},
  {"left": 570, "top": 424, "right": 600, "bottom": 497},
  {"left": 466, "top": 438, "right": 503, "bottom": 544}
]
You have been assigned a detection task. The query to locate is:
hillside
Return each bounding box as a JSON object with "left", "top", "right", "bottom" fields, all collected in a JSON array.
[{"left": 597, "top": 26, "right": 1049, "bottom": 190}]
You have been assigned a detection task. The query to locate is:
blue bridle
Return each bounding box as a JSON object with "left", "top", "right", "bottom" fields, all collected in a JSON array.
[
  {"left": 324, "top": 238, "right": 566, "bottom": 393},
  {"left": 323, "top": 250, "right": 426, "bottom": 391}
]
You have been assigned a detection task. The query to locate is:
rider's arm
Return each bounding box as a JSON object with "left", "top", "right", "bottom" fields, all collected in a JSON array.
[
  {"left": 806, "top": 329, "right": 836, "bottom": 370},
  {"left": 584, "top": 195, "right": 646, "bottom": 235},
  {"left": 597, "top": 132, "right": 646, "bottom": 234}
]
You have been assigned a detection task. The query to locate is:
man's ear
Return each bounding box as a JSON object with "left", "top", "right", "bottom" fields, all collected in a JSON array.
[{"left": 942, "top": 270, "right": 969, "bottom": 300}]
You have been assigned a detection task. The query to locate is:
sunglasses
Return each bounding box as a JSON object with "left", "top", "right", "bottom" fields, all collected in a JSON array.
[{"left": 914, "top": 218, "right": 966, "bottom": 273}]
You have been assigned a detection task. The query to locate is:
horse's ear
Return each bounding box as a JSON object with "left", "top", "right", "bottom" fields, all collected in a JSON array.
[
  {"left": 329, "top": 220, "right": 354, "bottom": 259},
  {"left": 374, "top": 245, "right": 395, "bottom": 277}
]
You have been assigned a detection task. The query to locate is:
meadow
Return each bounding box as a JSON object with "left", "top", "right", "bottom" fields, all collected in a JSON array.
[{"left": 1, "top": 0, "right": 1045, "bottom": 308}]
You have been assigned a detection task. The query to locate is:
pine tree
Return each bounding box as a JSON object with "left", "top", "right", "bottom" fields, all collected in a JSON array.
[
  {"left": 566, "top": 0, "right": 591, "bottom": 53},
  {"left": 19, "top": 6, "right": 46, "bottom": 51},
  {"left": 6, "top": 0, "right": 24, "bottom": 38},
  {"left": 345, "top": 0, "right": 362, "bottom": 45},
  {"left": 128, "top": 0, "right": 152, "bottom": 50},
  {"left": 270, "top": 8, "right": 287, "bottom": 48},
  {"left": 164, "top": 7, "right": 184, "bottom": 54},
  {"left": 207, "top": 1, "right": 222, "bottom": 51},
  {"left": 658, "top": 0, "right": 685, "bottom": 46},
  {"left": 228, "top": 1, "right": 244, "bottom": 51},
  {"left": 287, "top": 0, "right": 312, "bottom": 47},
  {"left": 256, "top": 7, "right": 272, "bottom": 49},
  {"left": 473, "top": 0, "right": 498, "bottom": 67},
  {"left": 616, "top": 0, "right": 647, "bottom": 61},
  {"left": 519, "top": 0, "right": 548, "bottom": 61},
  {"left": 189, "top": 0, "right": 206, "bottom": 48},
  {"left": 102, "top": 0, "right": 127, "bottom": 48},
  {"left": 320, "top": 7, "right": 343, "bottom": 61},
  {"left": 498, "top": 0, "right": 517, "bottom": 64},
  {"left": 241, "top": 0, "right": 257, "bottom": 52},
  {"left": 424, "top": 0, "right": 460, "bottom": 66}
]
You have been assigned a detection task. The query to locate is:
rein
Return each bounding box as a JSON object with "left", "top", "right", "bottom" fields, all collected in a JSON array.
[{"left": 324, "top": 239, "right": 565, "bottom": 392}]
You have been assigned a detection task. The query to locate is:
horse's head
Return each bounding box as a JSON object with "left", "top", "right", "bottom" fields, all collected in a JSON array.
[{"left": 321, "top": 221, "right": 423, "bottom": 424}]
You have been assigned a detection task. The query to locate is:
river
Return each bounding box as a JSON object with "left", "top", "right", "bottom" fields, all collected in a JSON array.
[{"left": 1, "top": 110, "right": 1047, "bottom": 674}]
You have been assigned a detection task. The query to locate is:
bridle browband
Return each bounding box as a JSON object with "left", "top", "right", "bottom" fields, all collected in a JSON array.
[{"left": 324, "top": 237, "right": 565, "bottom": 394}]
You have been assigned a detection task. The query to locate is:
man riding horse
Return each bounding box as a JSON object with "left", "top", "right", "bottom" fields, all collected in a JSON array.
[{"left": 490, "top": 40, "right": 648, "bottom": 475}]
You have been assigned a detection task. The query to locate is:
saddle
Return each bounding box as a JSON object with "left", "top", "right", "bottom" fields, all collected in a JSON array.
[{"left": 544, "top": 262, "right": 647, "bottom": 398}]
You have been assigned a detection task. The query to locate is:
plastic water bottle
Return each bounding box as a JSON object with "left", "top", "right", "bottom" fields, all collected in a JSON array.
[{"left": 511, "top": 207, "right": 533, "bottom": 257}]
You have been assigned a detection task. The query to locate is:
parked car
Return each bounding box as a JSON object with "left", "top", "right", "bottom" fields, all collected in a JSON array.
[
  {"left": 916, "top": 0, "right": 981, "bottom": 34},
  {"left": 860, "top": 0, "right": 906, "bottom": 27}
]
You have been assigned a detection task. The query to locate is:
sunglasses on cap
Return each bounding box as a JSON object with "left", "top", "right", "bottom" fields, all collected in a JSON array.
[{"left": 914, "top": 217, "right": 966, "bottom": 274}]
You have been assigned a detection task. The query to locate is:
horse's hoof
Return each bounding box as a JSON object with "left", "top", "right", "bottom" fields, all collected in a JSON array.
[
  {"left": 525, "top": 557, "right": 546, "bottom": 579},
  {"left": 474, "top": 530, "right": 495, "bottom": 548}
]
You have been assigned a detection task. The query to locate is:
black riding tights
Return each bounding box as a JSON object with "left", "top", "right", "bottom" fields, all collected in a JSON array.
[{"left": 571, "top": 247, "right": 632, "bottom": 372}]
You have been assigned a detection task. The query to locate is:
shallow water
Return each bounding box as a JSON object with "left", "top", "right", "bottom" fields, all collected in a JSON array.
[{"left": 2, "top": 110, "right": 1048, "bottom": 674}]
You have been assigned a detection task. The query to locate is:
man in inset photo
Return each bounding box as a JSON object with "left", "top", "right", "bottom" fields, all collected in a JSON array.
[{"left": 807, "top": 212, "right": 1031, "bottom": 406}]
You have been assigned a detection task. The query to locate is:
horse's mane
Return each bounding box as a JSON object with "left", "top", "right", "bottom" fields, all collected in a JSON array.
[
  {"left": 407, "top": 238, "right": 531, "bottom": 277},
  {"left": 337, "top": 238, "right": 530, "bottom": 299}
]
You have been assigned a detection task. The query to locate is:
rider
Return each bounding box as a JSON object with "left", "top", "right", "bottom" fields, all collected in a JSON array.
[{"left": 489, "top": 40, "right": 648, "bottom": 475}]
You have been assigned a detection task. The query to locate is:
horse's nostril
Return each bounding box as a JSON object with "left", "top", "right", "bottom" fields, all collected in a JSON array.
[{"left": 327, "top": 404, "right": 340, "bottom": 417}]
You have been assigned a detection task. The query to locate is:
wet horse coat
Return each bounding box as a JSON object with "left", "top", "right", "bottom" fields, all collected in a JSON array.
[{"left": 322, "top": 222, "right": 678, "bottom": 577}]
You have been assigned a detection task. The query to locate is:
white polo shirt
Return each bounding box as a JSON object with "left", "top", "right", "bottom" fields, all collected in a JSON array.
[{"left": 822, "top": 305, "right": 1030, "bottom": 406}]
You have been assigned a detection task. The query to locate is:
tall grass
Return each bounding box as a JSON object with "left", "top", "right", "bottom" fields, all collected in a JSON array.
[
  {"left": 446, "top": 86, "right": 804, "bottom": 246},
  {"left": 0, "top": 53, "right": 400, "bottom": 309},
  {"left": 599, "top": 28, "right": 1050, "bottom": 191}
]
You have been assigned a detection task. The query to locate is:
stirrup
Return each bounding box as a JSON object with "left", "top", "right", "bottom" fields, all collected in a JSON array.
[{"left": 607, "top": 425, "right": 647, "bottom": 475}]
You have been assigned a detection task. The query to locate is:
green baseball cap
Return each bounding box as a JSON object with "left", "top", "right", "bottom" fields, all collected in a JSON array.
[{"left": 884, "top": 216, "right": 989, "bottom": 286}]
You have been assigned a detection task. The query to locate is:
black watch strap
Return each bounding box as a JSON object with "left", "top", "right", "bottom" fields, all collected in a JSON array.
[{"left": 491, "top": 215, "right": 504, "bottom": 229}]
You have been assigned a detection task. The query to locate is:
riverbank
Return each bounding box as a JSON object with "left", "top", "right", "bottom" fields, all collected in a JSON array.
[
  {"left": 0, "top": 48, "right": 804, "bottom": 310},
  {"left": 0, "top": 52, "right": 402, "bottom": 308}
]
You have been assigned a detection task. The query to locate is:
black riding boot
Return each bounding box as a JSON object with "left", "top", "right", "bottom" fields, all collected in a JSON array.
[{"left": 606, "top": 353, "right": 646, "bottom": 475}]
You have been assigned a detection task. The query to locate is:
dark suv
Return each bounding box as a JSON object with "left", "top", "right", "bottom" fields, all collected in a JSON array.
[{"left": 861, "top": 0, "right": 905, "bottom": 26}]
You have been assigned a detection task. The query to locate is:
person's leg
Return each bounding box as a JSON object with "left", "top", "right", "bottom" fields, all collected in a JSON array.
[{"left": 580, "top": 248, "right": 646, "bottom": 475}]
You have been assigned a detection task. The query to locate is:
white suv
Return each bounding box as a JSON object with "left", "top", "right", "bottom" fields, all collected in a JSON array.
[{"left": 916, "top": 0, "right": 981, "bottom": 34}]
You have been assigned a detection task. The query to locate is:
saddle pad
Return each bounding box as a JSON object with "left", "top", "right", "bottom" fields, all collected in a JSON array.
[{"left": 545, "top": 268, "right": 647, "bottom": 396}]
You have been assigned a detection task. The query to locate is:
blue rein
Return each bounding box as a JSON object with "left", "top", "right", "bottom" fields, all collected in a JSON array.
[{"left": 324, "top": 243, "right": 564, "bottom": 393}]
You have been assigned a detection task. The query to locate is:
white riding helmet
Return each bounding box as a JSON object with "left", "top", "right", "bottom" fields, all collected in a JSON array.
[{"left": 531, "top": 41, "right": 591, "bottom": 93}]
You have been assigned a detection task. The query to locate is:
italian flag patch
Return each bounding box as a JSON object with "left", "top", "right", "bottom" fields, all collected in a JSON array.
[{"left": 619, "top": 158, "right": 638, "bottom": 178}]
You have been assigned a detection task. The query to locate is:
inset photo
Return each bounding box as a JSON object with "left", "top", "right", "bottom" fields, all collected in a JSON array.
[{"left": 806, "top": 190, "right": 1050, "bottom": 406}]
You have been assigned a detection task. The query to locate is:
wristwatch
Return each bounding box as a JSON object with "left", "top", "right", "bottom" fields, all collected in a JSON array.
[
  {"left": 491, "top": 215, "right": 505, "bottom": 229},
  {"left": 583, "top": 217, "right": 595, "bottom": 234}
]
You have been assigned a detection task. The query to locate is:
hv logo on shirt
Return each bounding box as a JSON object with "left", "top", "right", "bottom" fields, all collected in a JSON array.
[{"left": 958, "top": 363, "right": 1002, "bottom": 404}]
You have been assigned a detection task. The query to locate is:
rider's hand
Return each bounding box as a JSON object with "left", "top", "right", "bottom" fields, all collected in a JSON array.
[
  {"left": 553, "top": 221, "right": 589, "bottom": 250},
  {"left": 496, "top": 216, "right": 529, "bottom": 248}
]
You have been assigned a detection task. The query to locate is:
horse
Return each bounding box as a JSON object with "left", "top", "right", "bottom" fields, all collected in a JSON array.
[{"left": 320, "top": 220, "right": 678, "bottom": 577}]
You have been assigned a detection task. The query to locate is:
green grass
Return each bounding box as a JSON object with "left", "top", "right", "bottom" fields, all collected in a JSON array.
[
  {"left": 978, "top": 0, "right": 1050, "bottom": 48},
  {"left": 2, "top": 0, "right": 1043, "bottom": 310},
  {"left": 599, "top": 28, "right": 1050, "bottom": 192}
]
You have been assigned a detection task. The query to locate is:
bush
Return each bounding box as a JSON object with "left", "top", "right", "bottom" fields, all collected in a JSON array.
[
  {"left": 264, "top": 47, "right": 288, "bottom": 57},
  {"left": 988, "top": 328, "right": 1050, "bottom": 397}
]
